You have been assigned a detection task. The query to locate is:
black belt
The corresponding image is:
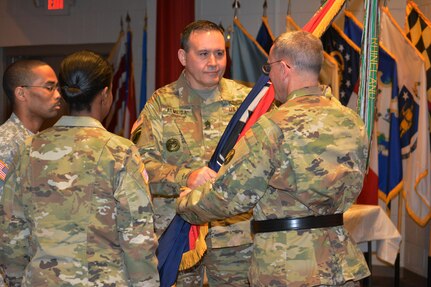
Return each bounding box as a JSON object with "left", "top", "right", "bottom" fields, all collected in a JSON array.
[{"left": 251, "top": 213, "right": 343, "bottom": 234}]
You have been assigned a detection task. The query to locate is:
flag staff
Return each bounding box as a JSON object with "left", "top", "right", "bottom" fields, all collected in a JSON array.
[
  {"left": 232, "top": 0, "right": 240, "bottom": 19},
  {"left": 126, "top": 12, "right": 131, "bottom": 29},
  {"left": 263, "top": 0, "right": 267, "bottom": 17},
  {"left": 144, "top": 4, "right": 147, "bottom": 31},
  {"left": 287, "top": 0, "right": 291, "bottom": 16}
]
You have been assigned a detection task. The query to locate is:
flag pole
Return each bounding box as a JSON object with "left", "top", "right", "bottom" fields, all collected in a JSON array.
[
  {"left": 232, "top": 0, "right": 240, "bottom": 19},
  {"left": 287, "top": 0, "right": 291, "bottom": 16},
  {"left": 139, "top": 5, "right": 148, "bottom": 110}
]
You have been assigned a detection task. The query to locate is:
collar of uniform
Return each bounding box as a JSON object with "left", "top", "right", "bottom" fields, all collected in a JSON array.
[
  {"left": 176, "top": 71, "right": 223, "bottom": 105},
  {"left": 286, "top": 85, "right": 328, "bottom": 102},
  {"left": 10, "top": 113, "right": 34, "bottom": 135},
  {"left": 54, "top": 116, "right": 106, "bottom": 129}
]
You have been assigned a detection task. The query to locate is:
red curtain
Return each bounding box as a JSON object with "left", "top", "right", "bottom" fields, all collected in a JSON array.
[{"left": 156, "top": 0, "right": 194, "bottom": 89}]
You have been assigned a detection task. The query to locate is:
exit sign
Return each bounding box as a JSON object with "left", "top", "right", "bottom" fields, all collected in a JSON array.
[{"left": 48, "top": 0, "right": 64, "bottom": 10}]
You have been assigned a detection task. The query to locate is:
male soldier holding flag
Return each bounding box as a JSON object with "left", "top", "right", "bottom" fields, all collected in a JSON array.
[
  {"left": 177, "top": 31, "right": 371, "bottom": 286},
  {"left": 131, "top": 20, "right": 252, "bottom": 286}
]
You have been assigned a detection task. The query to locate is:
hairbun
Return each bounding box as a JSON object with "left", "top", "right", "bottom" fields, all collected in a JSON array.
[{"left": 62, "top": 85, "right": 82, "bottom": 97}]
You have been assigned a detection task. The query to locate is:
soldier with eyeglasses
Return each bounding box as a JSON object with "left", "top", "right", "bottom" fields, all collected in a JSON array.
[
  {"left": 0, "top": 59, "right": 61, "bottom": 286},
  {"left": 0, "top": 60, "right": 62, "bottom": 196},
  {"left": 177, "top": 31, "right": 370, "bottom": 286}
]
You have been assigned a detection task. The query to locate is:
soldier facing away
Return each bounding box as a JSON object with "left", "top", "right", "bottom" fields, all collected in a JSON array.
[
  {"left": 177, "top": 31, "right": 371, "bottom": 286},
  {"left": 0, "top": 50, "right": 159, "bottom": 286}
]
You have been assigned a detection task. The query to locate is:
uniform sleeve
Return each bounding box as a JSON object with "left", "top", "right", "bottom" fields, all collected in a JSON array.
[
  {"left": 114, "top": 145, "right": 160, "bottom": 286},
  {"left": 0, "top": 144, "right": 31, "bottom": 286},
  {"left": 177, "top": 119, "right": 280, "bottom": 224},
  {"left": 132, "top": 97, "right": 192, "bottom": 197}
]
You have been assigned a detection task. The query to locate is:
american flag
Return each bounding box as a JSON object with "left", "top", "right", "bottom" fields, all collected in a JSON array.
[{"left": 0, "top": 160, "right": 9, "bottom": 181}]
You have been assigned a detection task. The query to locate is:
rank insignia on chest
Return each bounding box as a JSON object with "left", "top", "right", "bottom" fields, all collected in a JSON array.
[
  {"left": 166, "top": 138, "right": 180, "bottom": 152},
  {"left": 224, "top": 149, "right": 235, "bottom": 165},
  {"left": 204, "top": 120, "right": 211, "bottom": 130}
]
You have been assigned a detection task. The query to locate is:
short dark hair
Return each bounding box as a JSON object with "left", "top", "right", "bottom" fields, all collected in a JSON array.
[
  {"left": 180, "top": 20, "right": 225, "bottom": 51},
  {"left": 59, "top": 50, "right": 113, "bottom": 112},
  {"left": 2, "top": 59, "right": 49, "bottom": 106}
]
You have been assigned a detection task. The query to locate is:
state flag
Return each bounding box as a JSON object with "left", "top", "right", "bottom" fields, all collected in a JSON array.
[{"left": 381, "top": 7, "right": 431, "bottom": 226}]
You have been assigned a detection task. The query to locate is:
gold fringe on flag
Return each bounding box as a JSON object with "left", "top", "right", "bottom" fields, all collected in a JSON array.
[{"left": 178, "top": 224, "right": 208, "bottom": 271}]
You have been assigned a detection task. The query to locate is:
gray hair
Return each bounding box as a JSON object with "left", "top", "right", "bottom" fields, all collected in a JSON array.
[{"left": 272, "top": 31, "right": 323, "bottom": 75}]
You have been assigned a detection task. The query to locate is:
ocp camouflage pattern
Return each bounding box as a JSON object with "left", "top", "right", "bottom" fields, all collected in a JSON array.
[
  {"left": 0, "top": 113, "right": 33, "bottom": 197},
  {"left": 0, "top": 116, "right": 159, "bottom": 286},
  {"left": 178, "top": 86, "right": 371, "bottom": 286},
  {"left": 131, "top": 73, "right": 252, "bottom": 249}
]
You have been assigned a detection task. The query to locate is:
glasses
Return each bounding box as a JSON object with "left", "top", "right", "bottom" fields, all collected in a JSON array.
[
  {"left": 261, "top": 60, "right": 290, "bottom": 75},
  {"left": 21, "top": 83, "right": 60, "bottom": 93}
]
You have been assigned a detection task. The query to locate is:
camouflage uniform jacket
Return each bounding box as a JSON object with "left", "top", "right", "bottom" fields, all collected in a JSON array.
[
  {"left": 131, "top": 73, "right": 252, "bottom": 248},
  {"left": 0, "top": 113, "right": 33, "bottom": 197},
  {"left": 0, "top": 116, "right": 159, "bottom": 287},
  {"left": 178, "top": 86, "right": 371, "bottom": 286}
]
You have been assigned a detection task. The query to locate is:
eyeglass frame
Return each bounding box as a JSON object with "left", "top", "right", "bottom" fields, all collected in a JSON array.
[
  {"left": 20, "top": 83, "right": 60, "bottom": 93},
  {"left": 261, "top": 59, "right": 291, "bottom": 75}
]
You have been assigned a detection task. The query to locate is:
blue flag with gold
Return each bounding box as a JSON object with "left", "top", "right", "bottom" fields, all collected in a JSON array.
[{"left": 320, "top": 24, "right": 360, "bottom": 108}]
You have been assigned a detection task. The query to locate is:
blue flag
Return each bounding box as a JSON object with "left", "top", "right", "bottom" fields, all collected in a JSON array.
[
  {"left": 209, "top": 75, "right": 270, "bottom": 171},
  {"left": 256, "top": 16, "right": 274, "bottom": 54},
  {"left": 320, "top": 24, "right": 361, "bottom": 108},
  {"left": 231, "top": 18, "right": 268, "bottom": 86}
]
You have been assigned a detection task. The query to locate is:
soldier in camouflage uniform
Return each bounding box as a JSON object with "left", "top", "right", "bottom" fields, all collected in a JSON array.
[
  {"left": 0, "top": 60, "right": 61, "bottom": 287},
  {"left": 0, "top": 51, "right": 159, "bottom": 286},
  {"left": 131, "top": 20, "right": 253, "bottom": 286},
  {"left": 177, "top": 31, "right": 371, "bottom": 286},
  {"left": 0, "top": 60, "right": 62, "bottom": 198}
]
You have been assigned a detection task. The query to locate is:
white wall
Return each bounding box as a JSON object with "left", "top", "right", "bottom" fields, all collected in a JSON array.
[
  {"left": 0, "top": 0, "right": 430, "bottom": 278},
  {"left": 0, "top": 0, "right": 411, "bottom": 114},
  {"left": 0, "top": 0, "right": 157, "bottom": 116}
]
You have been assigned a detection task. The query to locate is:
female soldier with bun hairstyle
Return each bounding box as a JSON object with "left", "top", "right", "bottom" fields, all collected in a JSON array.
[{"left": 0, "top": 50, "right": 159, "bottom": 286}]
